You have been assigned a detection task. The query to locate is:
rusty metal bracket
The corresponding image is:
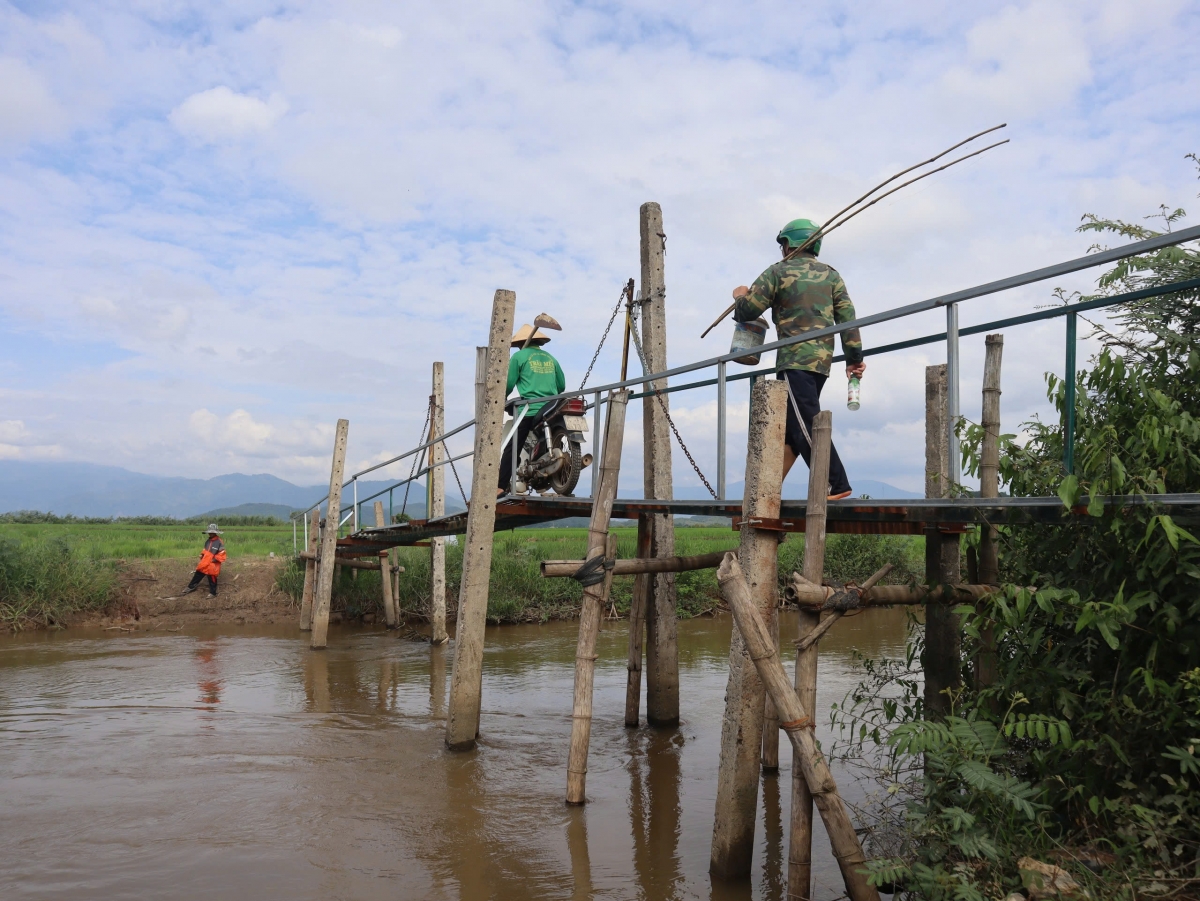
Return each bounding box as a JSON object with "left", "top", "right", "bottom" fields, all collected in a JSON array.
[{"left": 732, "top": 516, "right": 804, "bottom": 533}]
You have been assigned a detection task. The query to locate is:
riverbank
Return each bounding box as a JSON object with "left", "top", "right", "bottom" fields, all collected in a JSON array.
[{"left": 1, "top": 523, "right": 923, "bottom": 631}]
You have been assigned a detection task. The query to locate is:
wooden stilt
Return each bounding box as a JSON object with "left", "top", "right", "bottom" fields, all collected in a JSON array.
[
  {"left": 924, "top": 364, "right": 961, "bottom": 718},
  {"left": 392, "top": 551, "right": 400, "bottom": 615},
  {"left": 311, "top": 419, "right": 349, "bottom": 649},
  {"left": 718, "top": 554, "right": 881, "bottom": 901},
  {"left": 711, "top": 379, "right": 787, "bottom": 878},
  {"left": 790, "top": 410, "right": 833, "bottom": 901},
  {"left": 624, "top": 514, "right": 653, "bottom": 728},
  {"left": 976, "top": 335, "right": 1004, "bottom": 688},
  {"left": 430, "top": 361, "right": 449, "bottom": 645},
  {"left": 299, "top": 507, "right": 319, "bottom": 630},
  {"left": 566, "top": 392, "right": 631, "bottom": 804},
  {"left": 445, "top": 290, "right": 517, "bottom": 751},
  {"left": 639, "top": 201, "right": 680, "bottom": 727},
  {"left": 762, "top": 608, "right": 781, "bottom": 772},
  {"left": 373, "top": 501, "right": 398, "bottom": 628}
]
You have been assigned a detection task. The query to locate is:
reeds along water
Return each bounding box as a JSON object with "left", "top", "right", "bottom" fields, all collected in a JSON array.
[{"left": 0, "top": 535, "right": 116, "bottom": 628}]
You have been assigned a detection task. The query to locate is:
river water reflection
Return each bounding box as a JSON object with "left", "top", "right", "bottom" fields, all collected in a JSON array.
[{"left": 0, "top": 609, "right": 908, "bottom": 900}]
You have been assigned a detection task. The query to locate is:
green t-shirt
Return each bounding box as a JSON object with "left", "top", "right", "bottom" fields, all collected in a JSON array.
[{"left": 506, "top": 346, "right": 566, "bottom": 416}]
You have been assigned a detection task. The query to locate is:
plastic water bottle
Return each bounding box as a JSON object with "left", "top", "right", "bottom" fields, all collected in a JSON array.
[{"left": 847, "top": 376, "right": 861, "bottom": 411}]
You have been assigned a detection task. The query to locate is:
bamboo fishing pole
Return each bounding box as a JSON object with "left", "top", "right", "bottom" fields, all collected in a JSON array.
[{"left": 699, "top": 124, "right": 1009, "bottom": 340}]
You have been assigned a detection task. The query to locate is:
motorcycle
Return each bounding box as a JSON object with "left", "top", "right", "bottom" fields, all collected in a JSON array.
[{"left": 503, "top": 396, "right": 594, "bottom": 497}]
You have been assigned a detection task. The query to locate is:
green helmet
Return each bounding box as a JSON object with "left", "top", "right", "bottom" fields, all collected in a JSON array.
[{"left": 777, "top": 218, "right": 822, "bottom": 256}]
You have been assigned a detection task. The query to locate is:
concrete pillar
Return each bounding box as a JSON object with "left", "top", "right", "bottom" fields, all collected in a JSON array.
[
  {"left": 311, "top": 419, "right": 349, "bottom": 649},
  {"left": 430, "top": 361, "right": 449, "bottom": 645}
]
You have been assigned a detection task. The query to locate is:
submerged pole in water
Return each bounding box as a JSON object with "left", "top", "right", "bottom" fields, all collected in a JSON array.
[
  {"left": 566, "top": 391, "right": 630, "bottom": 805},
  {"left": 445, "top": 289, "right": 517, "bottom": 751},
  {"left": 299, "top": 507, "right": 320, "bottom": 631},
  {"left": 624, "top": 515, "right": 653, "bottom": 727},
  {"left": 790, "top": 409, "right": 833, "bottom": 900},
  {"left": 311, "top": 419, "right": 350, "bottom": 649},
  {"left": 430, "top": 361, "right": 449, "bottom": 645},
  {"left": 639, "top": 201, "right": 680, "bottom": 728},
  {"left": 711, "top": 379, "right": 787, "bottom": 878},
  {"left": 717, "top": 554, "right": 881, "bottom": 901},
  {"left": 374, "top": 501, "right": 397, "bottom": 628}
]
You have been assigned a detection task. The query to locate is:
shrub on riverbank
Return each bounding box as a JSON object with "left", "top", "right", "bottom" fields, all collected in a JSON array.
[{"left": 0, "top": 536, "right": 117, "bottom": 629}]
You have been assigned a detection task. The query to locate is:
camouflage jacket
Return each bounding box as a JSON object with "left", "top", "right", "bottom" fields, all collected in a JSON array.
[{"left": 733, "top": 251, "right": 863, "bottom": 375}]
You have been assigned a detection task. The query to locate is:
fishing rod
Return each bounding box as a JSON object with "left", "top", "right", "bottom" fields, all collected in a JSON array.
[{"left": 700, "top": 124, "right": 1009, "bottom": 340}]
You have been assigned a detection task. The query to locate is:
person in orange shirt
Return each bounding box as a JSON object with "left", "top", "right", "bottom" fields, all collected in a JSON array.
[{"left": 183, "top": 524, "right": 227, "bottom": 597}]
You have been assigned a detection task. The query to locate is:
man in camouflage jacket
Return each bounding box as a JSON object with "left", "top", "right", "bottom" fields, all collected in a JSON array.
[{"left": 732, "top": 218, "right": 866, "bottom": 499}]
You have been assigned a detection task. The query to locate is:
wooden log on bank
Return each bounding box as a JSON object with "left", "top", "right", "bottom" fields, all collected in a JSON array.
[
  {"left": 711, "top": 379, "right": 787, "bottom": 879},
  {"left": 639, "top": 201, "right": 680, "bottom": 728},
  {"left": 429, "top": 361, "right": 449, "bottom": 645},
  {"left": 541, "top": 550, "right": 731, "bottom": 578},
  {"left": 299, "top": 507, "right": 320, "bottom": 631},
  {"left": 566, "top": 390, "right": 631, "bottom": 805},
  {"left": 373, "top": 502, "right": 397, "bottom": 627},
  {"left": 791, "top": 409, "right": 833, "bottom": 900},
  {"left": 445, "top": 289, "right": 517, "bottom": 751},
  {"left": 718, "top": 553, "right": 881, "bottom": 901},
  {"left": 624, "top": 514, "right": 653, "bottom": 728},
  {"left": 311, "top": 419, "right": 349, "bottom": 649}
]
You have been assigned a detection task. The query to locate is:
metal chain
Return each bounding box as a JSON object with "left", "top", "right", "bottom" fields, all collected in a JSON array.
[
  {"left": 578, "top": 279, "right": 631, "bottom": 391},
  {"left": 628, "top": 303, "right": 719, "bottom": 499},
  {"left": 400, "top": 402, "right": 432, "bottom": 520},
  {"left": 429, "top": 394, "right": 469, "bottom": 514}
]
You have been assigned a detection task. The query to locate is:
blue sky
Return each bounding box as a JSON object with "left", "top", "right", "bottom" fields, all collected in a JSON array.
[{"left": 1, "top": 0, "right": 1198, "bottom": 493}]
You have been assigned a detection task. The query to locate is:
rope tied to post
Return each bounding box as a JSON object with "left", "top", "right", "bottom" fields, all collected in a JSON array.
[
  {"left": 822, "top": 583, "right": 865, "bottom": 613},
  {"left": 780, "top": 716, "right": 815, "bottom": 732},
  {"left": 572, "top": 552, "right": 615, "bottom": 588}
]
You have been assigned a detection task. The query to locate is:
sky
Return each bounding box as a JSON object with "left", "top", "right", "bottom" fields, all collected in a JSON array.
[{"left": 1, "top": 0, "right": 1198, "bottom": 496}]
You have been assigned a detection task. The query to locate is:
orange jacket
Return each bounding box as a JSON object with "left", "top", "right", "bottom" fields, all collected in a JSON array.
[{"left": 197, "top": 537, "right": 227, "bottom": 576}]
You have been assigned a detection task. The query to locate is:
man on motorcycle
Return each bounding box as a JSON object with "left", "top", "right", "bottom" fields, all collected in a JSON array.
[{"left": 498, "top": 322, "right": 566, "bottom": 495}]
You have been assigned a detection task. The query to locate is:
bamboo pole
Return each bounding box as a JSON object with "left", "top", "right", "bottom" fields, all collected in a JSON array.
[
  {"left": 976, "top": 335, "right": 1004, "bottom": 689},
  {"left": 762, "top": 605, "right": 781, "bottom": 772},
  {"left": 566, "top": 391, "right": 631, "bottom": 805},
  {"left": 640, "top": 201, "right": 680, "bottom": 728},
  {"left": 711, "top": 379, "right": 787, "bottom": 878},
  {"left": 717, "top": 554, "right": 881, "bottom": 901},
  {"left": 543, "top": 550, "right": 730, "bottom": 578},
  {"left": 624, "top": 515, "right": 653, "bottom": 727},
  {"left": 786, "top": 577, "right": 998, "bottom": 607},
  {"left": 445, "top": 290, "right": 517, "bottom": 751},
  {"left": 430, "top": 361, "right": 449, "bottom": 645},
  {"left": 311, "top": 419, "right": 349, "bottom": 649},
  {"left": 374, "top": 501, "right": 398, "bottom": 627},
  {"left": 297, "top": 552, "right": 402, "bottom": 572},
  {"left": 789, "top": 409, "right": 833, "bottom": 900},
  {"left": 299, "top": 508, "right": 320, "bottom": 630}
]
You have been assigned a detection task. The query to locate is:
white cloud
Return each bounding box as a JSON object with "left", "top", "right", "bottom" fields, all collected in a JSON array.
[
  {"left": 0, "top": 57, "right": 64, "bottom": 145},
  {"left": 169, "top": 87, "right": 288, "bottom": 142}
]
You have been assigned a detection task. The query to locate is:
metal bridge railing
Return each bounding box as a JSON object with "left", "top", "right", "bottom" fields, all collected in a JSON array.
[{"left": 293, "top": 223, "right": 1200, "bottom": 552}]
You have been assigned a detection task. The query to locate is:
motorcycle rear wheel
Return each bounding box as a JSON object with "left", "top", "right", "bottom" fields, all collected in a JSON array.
[{"left": 549, "top": 426, "right": 582, "bottom": 496}]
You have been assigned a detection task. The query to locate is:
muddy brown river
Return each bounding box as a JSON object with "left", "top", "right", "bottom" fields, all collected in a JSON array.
[{"left": 0, "top": 609, "right": 908, "bottom": 900}]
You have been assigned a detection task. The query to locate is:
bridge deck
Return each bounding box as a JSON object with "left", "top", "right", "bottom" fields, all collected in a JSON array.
[{"left": 331, "top": 493, "right": 1200, "bottom": 556}]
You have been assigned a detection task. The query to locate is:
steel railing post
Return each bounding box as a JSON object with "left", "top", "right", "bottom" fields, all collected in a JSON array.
[
  {"left": 1064, "top": 310, "right": 1078, "bottom": 475},
  {"left": 717, "top": 360, "right": 727, "bottom": 500},
  {"left": 293, "top": 517, "right": 297, "bottom": 555},
  {"left": 352, "top": 478, "right": 358, "bottom": 531},
  {"left": 946, "top": 303, "right": 961, "bottom": 486}
]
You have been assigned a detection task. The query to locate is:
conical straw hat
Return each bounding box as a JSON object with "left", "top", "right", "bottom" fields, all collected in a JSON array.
[{"left": 511, "top": 323, "right": 552, "bottom": 347}]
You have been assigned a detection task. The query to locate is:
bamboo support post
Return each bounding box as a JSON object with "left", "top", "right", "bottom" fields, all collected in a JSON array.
[
  {"left": 542, "top": 550, "right": 730, "bottom": 578},
  {"left": 789, "top": 409, "right": 833, "bottom": 900},
  {"left": 639, "top": 201, "right": 680, "bottom": 727},
  {"left": 445, "top": 290, "right": 517, "bottom": 751},
  {"left": 311, "top": 419, "right": 349, "bottom": 649},
  {"left": 624, "top": 514, "right": 653, "bottom": 728},
  {"left": 374, "top": 501, "right": 397, "bottom": 627},
  {"left": 299, "top": 508, "right": 319, "bottom": 630},
  {"left": 762, "top": 604, "right": 781, "bottom": 772},
  {"left": 976, "top": 335, "right": 1003, "bottom": 688},
  {"left": 924, "top": 364, "right": 962, "bottom": 718},
  {"left": 717, "top": 554, "right": 881, "bottom": 901},
  {"left": 711, "top": 379, "right": 787, "bottom": 879},
  {"left": 566, "top": 391, "right": 630, "bottom": 805},
  {"left": 790, "top": 564, "right": 893, "bottom": 653},
  {"left": 430, "top": 361, "right": 449, "bottom": 645}
]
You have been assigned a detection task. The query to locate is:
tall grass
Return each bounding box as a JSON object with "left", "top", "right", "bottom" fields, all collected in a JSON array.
[
  {"left": 0, "top": 522, "right": 293, "bottom": 560},
  {"left": 278, "top": 527, "right": 923, "bottom": 625},
  {"left": 0, "top": 536, "right": 117, "bottom": 629}
]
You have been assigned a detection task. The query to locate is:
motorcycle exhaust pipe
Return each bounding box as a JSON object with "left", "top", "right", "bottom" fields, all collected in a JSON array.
[{"left": 580, "top": 453, "right": 594, "bottom": 469}]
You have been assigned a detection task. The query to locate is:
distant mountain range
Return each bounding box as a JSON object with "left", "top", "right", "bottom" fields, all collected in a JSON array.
[
  {"left": 0, "top": 461, "right": 917, "bottom": 521},
  {"left": 0, "top": 461, "right": 458, "bottom": 520}
]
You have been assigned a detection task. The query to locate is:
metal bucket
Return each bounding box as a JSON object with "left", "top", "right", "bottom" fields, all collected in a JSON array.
[{"left": 730, "top": 318, "right": 768, "bottom": 365}]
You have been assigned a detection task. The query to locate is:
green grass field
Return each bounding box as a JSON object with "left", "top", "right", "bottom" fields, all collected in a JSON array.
[{"left": 0, "top": 522, "right": 295, "bottom": 561}]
